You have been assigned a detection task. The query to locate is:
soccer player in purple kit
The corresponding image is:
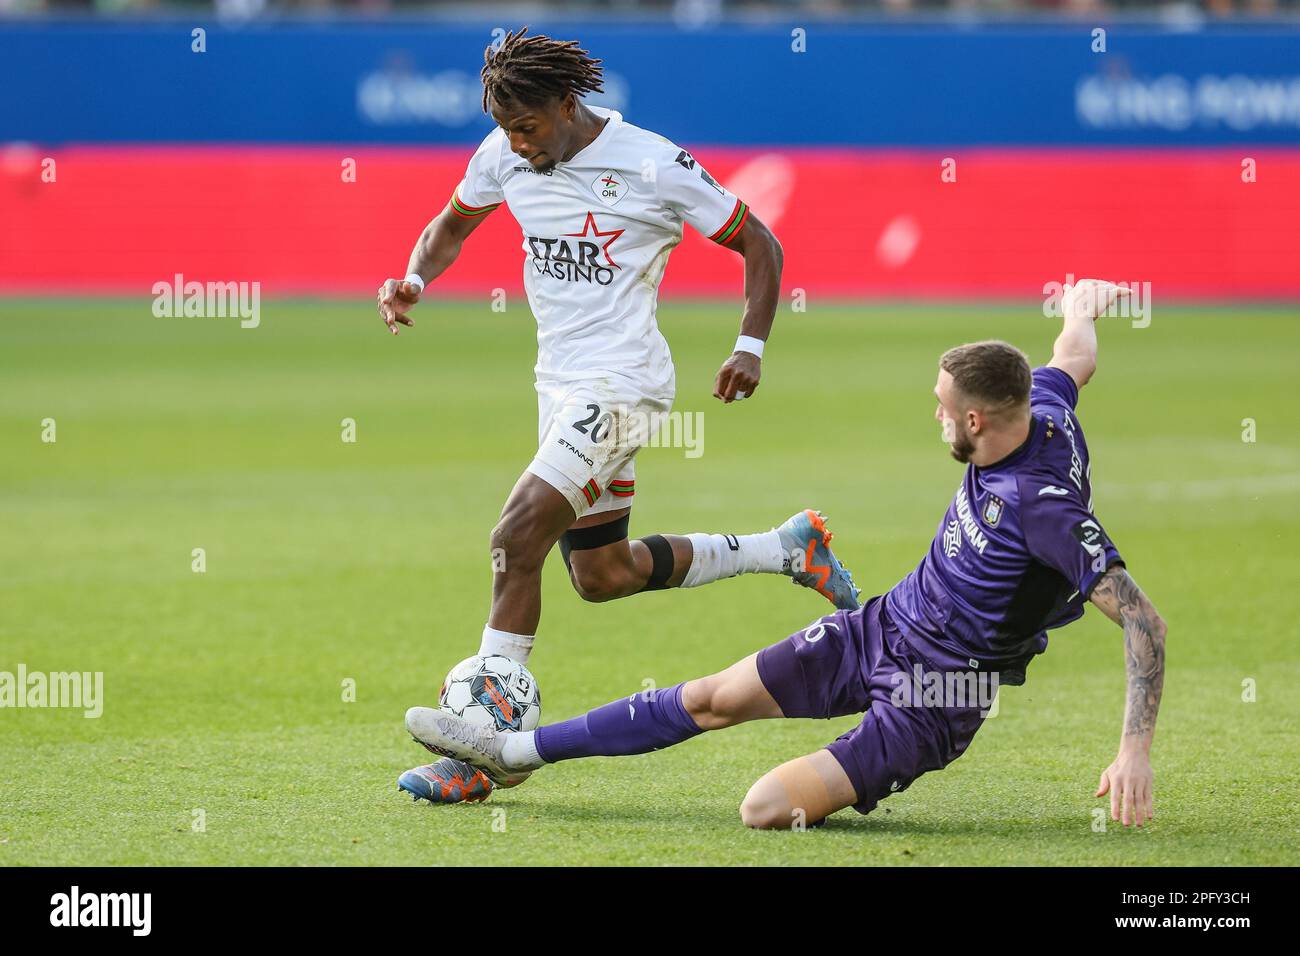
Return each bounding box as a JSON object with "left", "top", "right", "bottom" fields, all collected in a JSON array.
[{"left": 406, "top": 279, "right": 1168, "bottom": 830}]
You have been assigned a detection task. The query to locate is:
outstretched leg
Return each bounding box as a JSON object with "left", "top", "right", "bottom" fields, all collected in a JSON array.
[
  {"left": 405, "top": 606, "right": 905, "bottom": 823},
  {"left": 562, "top": 508, "right": 860, "bottom": 610},
  {"left": 562, "top": 518, "right": 789, "bottom": 602},
  {"left": 478, "top": 478, "right": 851, "bottom": 661},
  {"left": 404, "top": 653, "right": 785, "bottom": 783},
  {"left": 405, "top": 649, "right": 864, "bottom": 827},
  {"left": 508, "top": 652, "right": 783, "bottom": 767}
]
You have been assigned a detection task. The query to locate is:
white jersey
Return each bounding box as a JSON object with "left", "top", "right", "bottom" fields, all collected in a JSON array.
[{"left": 451, "top": 106, "right": 749, "bottom": 396}]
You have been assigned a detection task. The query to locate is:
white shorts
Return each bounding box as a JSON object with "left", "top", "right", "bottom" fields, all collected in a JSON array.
[{"left": 527, "top": 378, "right": 674, "bottom": 518}]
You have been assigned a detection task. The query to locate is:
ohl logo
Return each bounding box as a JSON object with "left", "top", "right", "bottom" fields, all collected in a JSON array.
[
  {"left": 592, "top": 169, "right": 626, "bottom": 207},
  {"left": 527, "top": 212, "right": 624, "bottom": 286}
]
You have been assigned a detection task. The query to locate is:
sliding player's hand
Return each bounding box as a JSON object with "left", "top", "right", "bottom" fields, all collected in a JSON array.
[
  {"left": 1095, "top": 749, "right": 1154, "bottom": 827},
  {"left": 1063, "top": 278, "right": 1130, "bottom": 324},
  {"left": 376, "top": 278, "right": 421, "bottom": 335},
  {"left": 713, "top": 351, "right": 761, "bottom": 403}
]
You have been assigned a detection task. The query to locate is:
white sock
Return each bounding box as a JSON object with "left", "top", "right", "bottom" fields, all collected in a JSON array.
[
  {"left": 680, "top": 530, "right": 785, "bottom": 588},
  {"left": 500, "top": 730, "right": 546, "bottom": 770},
  {"left": 479, "top": 625, "right": 535, "bottom": 664}
]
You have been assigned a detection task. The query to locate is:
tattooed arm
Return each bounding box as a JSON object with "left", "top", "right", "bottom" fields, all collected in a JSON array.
[{"left": 1088, "top": 564, "right": 1167, "bottom": 827}]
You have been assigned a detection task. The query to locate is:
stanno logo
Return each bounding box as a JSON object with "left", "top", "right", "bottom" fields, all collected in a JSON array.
[
  {"left": 50, "top": 886, "right": 151, "bottom": 936},
  {"left": 557, "top": 438, "right": 595, "bottom": 467}
]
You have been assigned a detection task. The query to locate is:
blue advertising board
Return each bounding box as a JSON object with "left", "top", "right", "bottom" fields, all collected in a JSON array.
[{"left": 2, "top": 17, "right": 1298, "bottom": 145}]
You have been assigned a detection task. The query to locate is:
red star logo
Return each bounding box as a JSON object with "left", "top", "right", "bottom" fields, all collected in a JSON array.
[{"left": 564, "top": 212, "right": 624, "bottom": 269}]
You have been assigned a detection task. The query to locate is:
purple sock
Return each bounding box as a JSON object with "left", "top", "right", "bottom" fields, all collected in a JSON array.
[{"left": 534, "top": 683, "right": 704, "bottom": 763}]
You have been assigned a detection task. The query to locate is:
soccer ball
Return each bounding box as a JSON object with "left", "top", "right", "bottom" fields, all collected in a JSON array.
[{"left": 439, "top": 655, "right": 541, "bottom": 733}]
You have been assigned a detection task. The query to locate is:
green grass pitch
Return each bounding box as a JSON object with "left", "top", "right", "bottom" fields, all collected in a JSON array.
[{"left": 1, "top": 296, "right": 1297, "bottom": 866}]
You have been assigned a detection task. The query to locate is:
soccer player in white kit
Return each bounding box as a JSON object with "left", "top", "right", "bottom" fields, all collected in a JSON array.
[{"left": 377, "top": 27, "right": 859, "bottom": 804}]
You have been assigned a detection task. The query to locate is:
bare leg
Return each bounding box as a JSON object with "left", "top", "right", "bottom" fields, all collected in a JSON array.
[
  {"left": 488, "top": 473, "right": 580, "bottom": 635},
  {"left": 680, "top": 653, "right": 785, "bottom": 729},
  {"left": 681, "top": 655, "right": 859, "bottom": 828},
  {"left": 739, "top": 751, "right": 858, "bottom": 830}
]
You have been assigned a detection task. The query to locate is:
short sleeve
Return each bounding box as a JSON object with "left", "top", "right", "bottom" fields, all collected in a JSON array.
[
  {"left": 658, "top": 147, "right": 749, "bottom": 246},
  {"left": 1020, "top": 485, "right": 1124, "bottom": 598},
  {"left": 1031, "top": 366, "right": 1079, "bottom": 411},
  {"left": 451, "top": 129, "right": 505, "bottom": 218}
]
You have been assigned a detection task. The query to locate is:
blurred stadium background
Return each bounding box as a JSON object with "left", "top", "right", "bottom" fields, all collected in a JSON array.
[{"left": 2, "top": 3, "right": 1298, "bottom": 299}]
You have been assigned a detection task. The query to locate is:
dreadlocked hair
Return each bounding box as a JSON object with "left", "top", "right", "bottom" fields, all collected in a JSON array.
[{"left": 481, "top": 26, "right": 605, "bottom": 113}]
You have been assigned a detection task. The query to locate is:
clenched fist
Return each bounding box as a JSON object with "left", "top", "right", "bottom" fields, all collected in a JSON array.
[{"left": 713, "top": 351, "right": 761, "bottom": 403}]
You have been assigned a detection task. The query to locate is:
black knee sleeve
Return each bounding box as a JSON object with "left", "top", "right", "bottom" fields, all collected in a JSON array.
[
  {"left": 560, "top": 514, "right": 631, "bottom": 573},
  {"left": 638, "top": 534, "right": 676, "bottom": 592}
]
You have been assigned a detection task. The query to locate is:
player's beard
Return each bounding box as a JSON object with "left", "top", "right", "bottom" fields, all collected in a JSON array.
[{"left": 946, "top": 419, "right": 976, "bottom": 463}]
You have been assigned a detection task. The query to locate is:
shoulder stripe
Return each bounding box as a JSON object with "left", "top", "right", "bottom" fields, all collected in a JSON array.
[{"left": 709, "top": 199, "right": 748, "bottom": 245}]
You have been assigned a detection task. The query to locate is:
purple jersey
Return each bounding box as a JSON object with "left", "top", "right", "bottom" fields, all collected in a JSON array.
[{"left": 885, "top": 366, "right": 1124, "bottom": 685}]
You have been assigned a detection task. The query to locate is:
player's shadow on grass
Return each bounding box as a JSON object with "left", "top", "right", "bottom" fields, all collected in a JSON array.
[
  {"left": 485, "top": 795, "right": 1093, "bottom": 836},
  {"left": 487, "top": 795, "right": 747, "bottom": 827},
  {"left": 828, "top": 811, "right": 1128, "bottom": 837}
]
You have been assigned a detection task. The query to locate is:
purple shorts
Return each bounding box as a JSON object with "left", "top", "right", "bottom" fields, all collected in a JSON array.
[{"left": 756, "top": 596, "right": 990, "bottom": 815}]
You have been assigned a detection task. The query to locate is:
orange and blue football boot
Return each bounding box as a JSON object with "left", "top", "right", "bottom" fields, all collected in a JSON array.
[
  {"left": 777, "top": 509, "right": 861, "bottom": 610},
  {"left": 398, "top": 759, "right": 494, "bottom": 804}
]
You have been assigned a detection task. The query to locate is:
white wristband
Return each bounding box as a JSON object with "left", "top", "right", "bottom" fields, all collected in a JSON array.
[
  {"left": 734, "top": 334, "right": 765, "bottom": 358},
  {"left": 403, "top": 273, "right": 425, "bottom": 293}
]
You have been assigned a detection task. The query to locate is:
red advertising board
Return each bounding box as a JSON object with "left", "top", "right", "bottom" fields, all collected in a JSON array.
[{"left": 2, "top": 145, "right": 1295, "bottom": 298}]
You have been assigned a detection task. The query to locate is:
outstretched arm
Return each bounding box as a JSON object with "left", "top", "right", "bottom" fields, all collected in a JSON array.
[
  {"left": 1048, "top": 278, "right": 1128, "bottom": 390},
  {"left": 376, "top": 202, "right": 491, "bottom": 335},
  {"left": 712, "top": 213, "right": 783, "bottom": 403},
  {"left": 1088, "top": 564, "right": 1167, "bottom": 827}
]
